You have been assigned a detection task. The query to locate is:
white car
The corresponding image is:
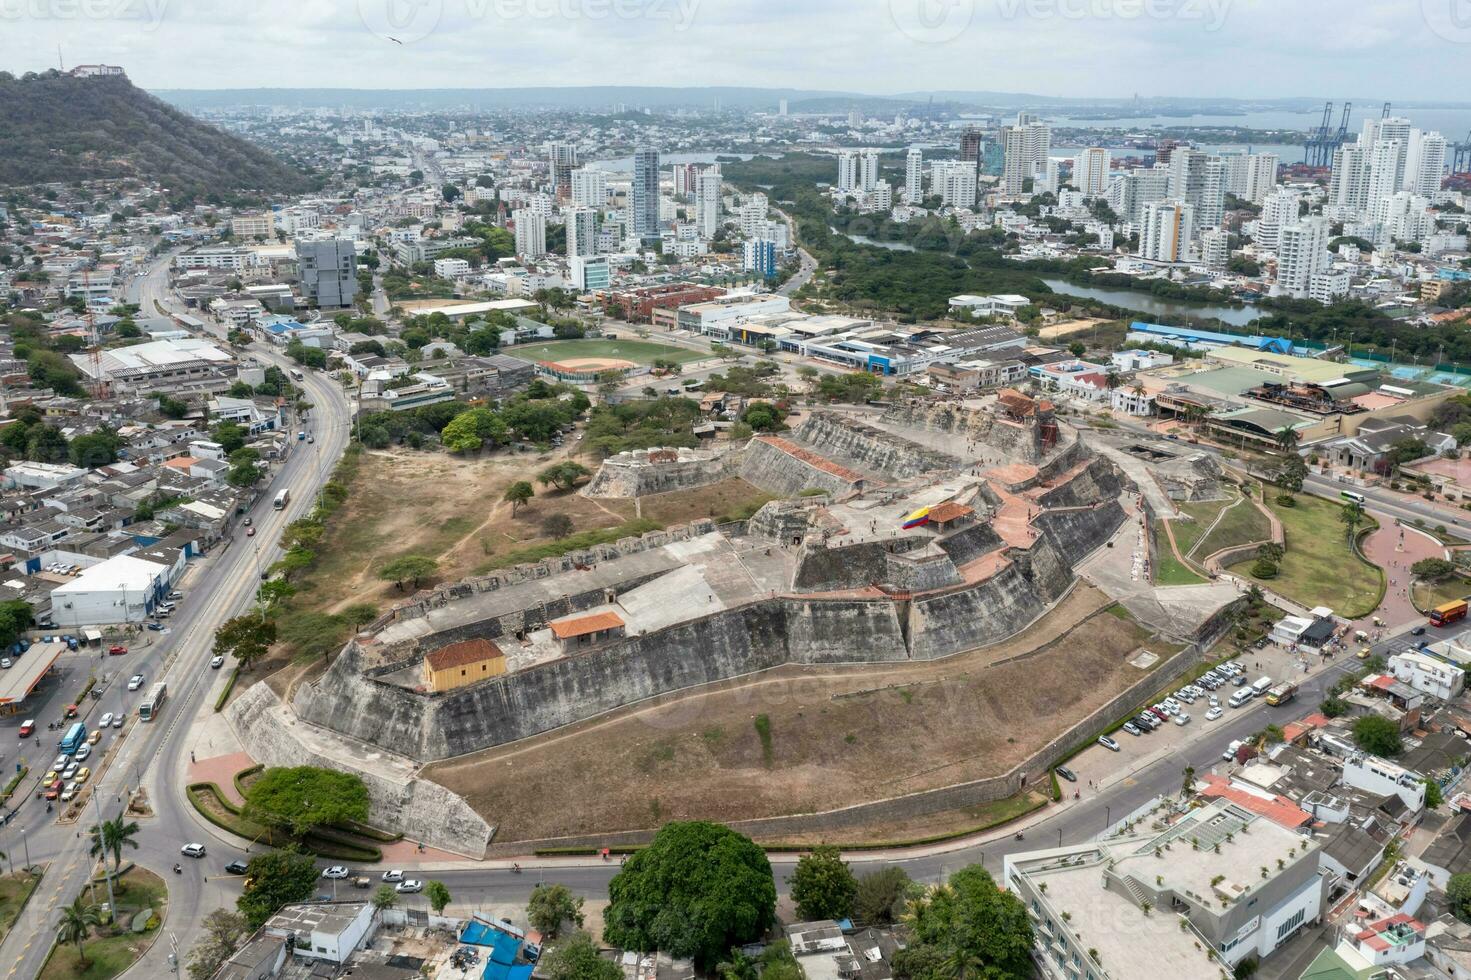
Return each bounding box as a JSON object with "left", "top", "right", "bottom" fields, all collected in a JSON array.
[
  {"left": 53, "top": 754, "right": 68, "bottom": 770},
  {"left": 73, "top": 743, "right": 91, "bottom": 761},
  {"left": 127, "top": 674, "right": 145, "bottom": 691},
  {"left": 381, "top": 870, "right": 404, "bottom": 882},
  {"left": 321, "top": 866, "right": 350, "bottom": 879},
  {"left": 111, "top": 713, "right": 124, "bottom": 728},
  {"left": 181, "top": 842, "right": 207, "bottom": 858},
  {"left": 60, "top": 782, "right": 79, "bottom": 801},
  {"left": 99, "top": 712, "right": 115, "bottom": 728},
  {"left": 210, "top": 655, "right": 225, "bottom": 669},
  {"left": 1173, "top": 712, "right": 1191, "bottom": 726},
  {"left": 61, "top": 763, "right": 78, "bottom": 780},
  {"left": 0, "top": 659, "right": 10, "bottom": 670},
  {"left": 395, "top": 879, "right": 423, "bottom": 893},
  {"left": 1205, "top": 707, "right": 1223, "bottom": 721}
]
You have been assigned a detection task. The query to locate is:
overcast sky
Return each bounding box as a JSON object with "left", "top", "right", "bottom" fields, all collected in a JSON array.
[{"left": 2, "top": 0, "right": 1469, "bottom": 99}]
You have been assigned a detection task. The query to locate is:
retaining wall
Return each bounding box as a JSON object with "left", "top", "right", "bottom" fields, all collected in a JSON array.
[
  {"left": 582, "top": 446, "right": 745, "bottom": 498},
  {"left": 792, "top": 412, "right": 958, "bottom": 480},
  {"left": 227, "top": 684, "right": 494, "bottom": 856},
  {"left": 739, "top": 437, "right": 863, "bottom": 498}
]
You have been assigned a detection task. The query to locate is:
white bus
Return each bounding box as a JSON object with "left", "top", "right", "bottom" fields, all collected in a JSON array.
[
  {"left": 1340, "top": 490, "right": 1365, "bottom": 504},
  {"left": 289, "top": 368, "right": 304, "bottom": 382},
  {"left": 139, "top": 682, "right": 168, "bottom": 722},
  {"left": 273, "top": 488, "right": 290, "bottom": 510}
]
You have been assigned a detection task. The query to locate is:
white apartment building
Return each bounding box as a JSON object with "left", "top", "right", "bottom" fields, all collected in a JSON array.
[
  {"left": 932, "top": 161, "right": 977, "bottom": 209},
  {"left": 858, "top": 149, "right": 879, "bottom": 193},
  {"left": 570, "top": 167, "right": 608, "bottom": 208},
  {"left": 175, "top": 246, "right": 257, "bottom": 272},
  {"left": 1374, "top": 192, "right": 1435, "bottom": 243},
  {"left": 737, "top": 193, "right": 769, "bottom": 238},
  {"left": 512, "top": 208, "right": 546, "bottom": 260},
  {"left": 1243, "top": 153, "right": 1280, "bottom": 205},
  {"left": 1072, "top": 147, "right": 1110, "bottom": 197},
  {"left": 1168, "top": 149, "right": 1225, "bottom": 232},
  {"left": 904, "top": 147, "right": 924, "bottom": 203},
  {"left": 565, "top": 206, "right": 598, "bottom": 259},
  {"left": 1274, "top": 217, "right": 1331, "bottom": 298},
  {"left": 1139, "top": 200, "right": 1195, "bottom": 263},
  {"left": 695, "top": 169, "right": 722, "bottom": 238},
  {"left": 836, "top": 150, "right": 859, "bottom": 193},
  {"left": 1000, "top": 112, "right": 1051, "bottom": 195},
  {"left": 1341, "top": 752, "right": 1426, "bottom": 812},
  {"left": 1309, "top": 269, "right": 1352, "bottom": 305},
  {"left": 1388, "top": 650, "right": 1466, "bottom": 700},
  {"left": 1104, "top": 166, "right": 1171, "bottom": 223},
  {"left": 433, "top": 258, "right": 471, "bottom": 278},
  {"left": 230, "top": 213, "right": 275, "bottom": 238},
  {"left": 1255, "top": 189, "right": 1302, "bottom": 254},
  {"left": 1404, "top": 129, "right": 1448, "bottom": 197},
  {"left": 1200, "top": 227, "right": 1230, "bottom": 271},
  {"left": 1329, "top": 144, "right": 1371, "bottom": 211}
]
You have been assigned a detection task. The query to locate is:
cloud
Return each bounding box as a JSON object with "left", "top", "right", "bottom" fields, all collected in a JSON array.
[{"left": 0, "top": 0, "right": 1465, "bottom": 99}]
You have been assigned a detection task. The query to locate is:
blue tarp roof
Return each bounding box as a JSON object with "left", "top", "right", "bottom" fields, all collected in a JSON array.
[{"left": 1129, "top": 321, "right": 1293, "bottom": 353}]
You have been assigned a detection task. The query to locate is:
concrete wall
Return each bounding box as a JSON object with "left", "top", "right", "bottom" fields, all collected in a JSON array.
[
  {"left": 738, "top": 438, "right": 861, "bottom": 498},
  {"left": 881, "top": 399, "right": 1069, "bottom": 464},
  {"left": 792, "top": 413, "right": 958, "bottom": 480},
  {"left": 227, "top": 684, "right": 494, "bottom": 855},
  {"left": 582, "top": 446, "right": 744, "bottom": 498}
]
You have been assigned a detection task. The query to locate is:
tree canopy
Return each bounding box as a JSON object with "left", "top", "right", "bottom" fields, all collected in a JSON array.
[
  {"left": 237, "top": 848, "right": 320, "bottom": 929},
  {"left": 788, "top": 845, "right": 857, "bottom": 921},
  {"left": 541, "top": 932, "right": 622, "bottom": 980},
  {"left": 379, "top": 554, "right": 439, "bottom": 590},
  {"left": 529, "top": 882, "right": 585, "bottom": 938},
  {"left": 890, "top": 865, "right": 1032, "bottom": 980},
  {"left": 603, "top": 821, "right": 776, "bottom": 968},
  {"left": 242, "top": 766, "right": 370, "bottom": 836},
  {"left": 213, "top": 614, "right": 276, "bottom": 669},
  {"left": 1352, "top": 715, "right": 1403, "bottom": 757}
]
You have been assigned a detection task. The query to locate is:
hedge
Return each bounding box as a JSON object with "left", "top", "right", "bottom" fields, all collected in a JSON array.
[
  {"left": 1, "top": 766, "right": 28, "bottom": 803},
  {"left": 213, "top": 666, "right": 240, "bottom": 712},
  {"left": 186, "top": 781, "right": 382, "bottom": 863}
]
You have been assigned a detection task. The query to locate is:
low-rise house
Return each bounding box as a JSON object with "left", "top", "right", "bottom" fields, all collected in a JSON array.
[
  {"left": 423, "top": 637, "right": 507, "bottom": 693},
  {"left": 1388, "top": 650, "right": 1467, "bottom": 701}
]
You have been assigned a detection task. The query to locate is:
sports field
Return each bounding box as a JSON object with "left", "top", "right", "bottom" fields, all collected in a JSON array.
[{"left": 512, "top": 338, "right": 707, "bottom": 366}]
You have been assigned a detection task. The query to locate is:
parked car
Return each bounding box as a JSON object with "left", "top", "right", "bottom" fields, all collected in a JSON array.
[
  {"left": 181, "top": 843, "right": 207, "bottom": 858},
  {"left": 108, "top": 645, "right": 127, "bottom": 656},
  {"left": 1097, "top": 735, "right": 1120, "bottom": 752},
  {"left": 322, "top": 866, "right": 350, "bottom": 880},
  {"left": 1055, "top": 766, "right": 1078, "bottom": 782},
  {"left": 381, "top": 870, "right": 404, "bottom": 882},
  {"left": 167, "top": 591, "right": 184, "bottom": 601},
  {"left": 1122, "top": 722, "right": 1143, "bottom": 736},
  {"left": 395, "top": 880, "right": 423, "bottom": 894},
  {"left": 1173, "top": 713, "right": 1191, "bottom": 726}
]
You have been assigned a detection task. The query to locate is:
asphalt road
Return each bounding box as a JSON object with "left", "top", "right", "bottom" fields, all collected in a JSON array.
[{"left": 0, "top": 257, "right": 354, "bottom": 979}]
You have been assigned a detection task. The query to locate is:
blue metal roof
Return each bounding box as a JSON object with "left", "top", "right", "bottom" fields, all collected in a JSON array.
[{"left": 1130, "top": 321, "right": 1294, "bottom": 354}]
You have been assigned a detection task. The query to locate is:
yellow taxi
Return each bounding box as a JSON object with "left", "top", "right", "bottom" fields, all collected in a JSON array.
[
  {"left": 43, "top": 769, "right": 59, "bottom": 783},
  {"left": 74, "top": 767, "right": 91, "bottom": 784},
  {"left": 1357, "top": 647, "right": 1372, "bottom": 660},
  {"left": 88, "top": 729, "right": 103, "bottom": 745}
]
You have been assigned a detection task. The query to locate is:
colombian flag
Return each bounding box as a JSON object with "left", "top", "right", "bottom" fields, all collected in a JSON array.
[{"left": 901, "top": 506, "right": 931, "bottom": 529}]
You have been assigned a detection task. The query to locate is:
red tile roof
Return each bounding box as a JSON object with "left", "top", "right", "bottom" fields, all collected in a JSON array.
[
  {"left": 927, "top": 502, "right": 974, "bottom": 524},
  {"left": 425, "top": 637, "right": 504, "bottom": 672},
  {"left": 1199, "top": 774, "right": 1311, "bottom": 829},
  {"left": 550, "top": 611, "right": 626, "bottom": 639}
]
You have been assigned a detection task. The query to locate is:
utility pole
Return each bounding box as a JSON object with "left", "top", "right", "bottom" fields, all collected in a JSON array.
[{"left": 90, "top": 791, "right": 118, "bottom": 916}]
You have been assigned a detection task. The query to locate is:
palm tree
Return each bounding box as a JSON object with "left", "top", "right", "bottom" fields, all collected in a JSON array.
[
  {"left": 1339, "top": 501, "right": 1365, "bottom": 540},
  {"left": 1181, "top": 765, "right": 1196, "bottom": 800},
  {"left": 1275, "top": 425, "right": 1300, "bottom": 455},
  {"left": 1104, "top": 370, "right": 1121, "bottom": 392},
  {"left": 57, "top": 897, "right": 101, "bottom": 968},
  {"left": 89, "top": 816, "right": 141, "bottom": 875}
]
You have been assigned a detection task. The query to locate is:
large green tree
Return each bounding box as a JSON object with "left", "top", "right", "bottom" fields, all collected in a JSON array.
[
  {"left": 890, "top": 865, "right": 1032, "bottom": 980},
  {"left": 379, "top": 554, "right": 439, "bottom": 590},
  {"left": 1352, "top": 715, "right": 1403, "bottom": 757},
  {"left": 213, "top": 614, "right": 276, "bottom": 669},
  {"left": 242, "top": 766, "right": 370, "bottom": 837},
  {"left": 529, "top": 882, "right": 585, "bottom": 938},
  {"left": 603, "top": 821, "right": 776, "bottom": 968},
  {"left": 238, "top": 848, "right": 320, "bottom": 929},
  {"left": 1449, "top": 873, "right": 1471, "bottom": 922},
  {"left": 541, "top": 931, "right": 622, "bottom": 980},
  {"left": 854, "top": 866, "right": 914, "bottom": 925},
  {"left": 788, "top": 845, "right": 857, "bottom": 921}
]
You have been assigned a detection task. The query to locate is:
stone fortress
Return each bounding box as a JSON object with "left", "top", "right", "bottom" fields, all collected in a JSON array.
[{"left": 230, "top": 390, "right": 1204, "bottom": 852}]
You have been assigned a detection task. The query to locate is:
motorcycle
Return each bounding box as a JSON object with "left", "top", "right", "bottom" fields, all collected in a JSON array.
[
  {"left": 1015, "top": 833, "right": 1025, "bottom": 841},
  {"left": 173, "top": 863, "right": 182, "bottom": 875},
  {"left": 511, "top": 863, "right": 521, "bottom": 874}
]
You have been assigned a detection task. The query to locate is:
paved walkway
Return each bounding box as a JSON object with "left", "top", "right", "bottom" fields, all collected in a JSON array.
[
  {"left": 1358, "top": 520, "right": 1445, "bottom": 629},
  {"left": 188, "top": 751, "right": 255, "bottom": 804}
]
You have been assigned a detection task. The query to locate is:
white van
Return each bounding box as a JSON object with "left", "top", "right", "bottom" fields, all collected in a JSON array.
[
  {"left": 1251, "top": 676, "right": 1273, "bottom": 695},
  {"left": 1222, "top": 739, "right": 1243, "bottom": 760},
  {"left": 1229, "top": 689, "right": 1254, "bottom": 708}
]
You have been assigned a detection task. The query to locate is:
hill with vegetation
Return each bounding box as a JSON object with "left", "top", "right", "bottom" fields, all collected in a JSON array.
[{"left": 0, "top": 69, "right": 310, "bottom": 199}]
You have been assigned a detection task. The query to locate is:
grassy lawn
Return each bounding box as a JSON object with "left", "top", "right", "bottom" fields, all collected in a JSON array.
[
  {"left": 40, "top": 867, "right": 166, "bottom": 980},
  {"left": 1411, "top": 576, "right": 1471, "bottom": 613},
  {"left": 510, "top": 338, "right": 708, "bottom": 365},
  {"left": 1153, "top": 521, "right": 1207, "bottom": 585},
  {"left": 1171, "top": 496, "right": 1233, "bottom": 556},
  {"left": 0, "top": 870, "right": 42, "bottom": 945},
  {"left": 1196, "top": 493, "right": 1272, "bottom": 558},
  {"left": 1229, "top": 492, "right": 1383, "bottom": 619}
]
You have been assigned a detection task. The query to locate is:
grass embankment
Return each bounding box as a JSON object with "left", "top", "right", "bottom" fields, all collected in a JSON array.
[
  {"left": 1195, "top": 492, "right": 1272, "bottom": 557},
  {"left": 1152, "top": 526, "right": 1207, "bottom": 586},
  {"left": 38, "top": 867, "right": 165, "bottom": 980},
  {"left": 1229, "top": 491, "right": 1383, "bottom": 618},
  {"left": 512, "top": 338, "right": 708, "bottom": 366},
  {"left": 0, "top": 870, "right": 43, "bottom": 946},
  {"left": 1411, "top": 577, "right": 1471, "bottom": 613}
]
